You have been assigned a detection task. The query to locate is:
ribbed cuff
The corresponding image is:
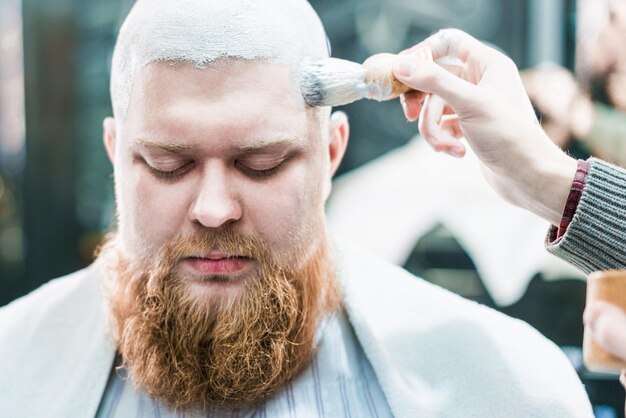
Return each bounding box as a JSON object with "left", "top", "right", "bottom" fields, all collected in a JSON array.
[{"left": 546, "top": 158, "right": 626, "bottom": 274}]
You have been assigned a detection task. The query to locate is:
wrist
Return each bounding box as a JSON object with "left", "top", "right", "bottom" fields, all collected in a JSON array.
[
  {"left": 487, "top": 128, "right": 577, "bottom": 226},
  {"left": 526, "top": 149, "right": 578, "bottom": 226}
]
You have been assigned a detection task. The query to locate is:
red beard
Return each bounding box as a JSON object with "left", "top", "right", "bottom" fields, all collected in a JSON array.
[{"left": 99, "top": 229, "right": 339, "bottom": 411}]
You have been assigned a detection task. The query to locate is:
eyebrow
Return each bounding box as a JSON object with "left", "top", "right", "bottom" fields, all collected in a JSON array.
[
  {"left": 134, "top": 136, "right": 303, "bottom": 154},
  {"left": 135, "top": 138, "right": 192, "bottom": 154},
  {"left": 237, "top": 137, "right": 303, "bottom": 154}
]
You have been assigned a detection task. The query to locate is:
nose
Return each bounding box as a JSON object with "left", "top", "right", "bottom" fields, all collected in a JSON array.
[{"left": 189, "top": 163, "right": 242, "bottom": 228}]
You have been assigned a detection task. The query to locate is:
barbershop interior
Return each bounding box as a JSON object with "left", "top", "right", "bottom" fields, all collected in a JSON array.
[{"left": 0, "top": 0, "right": 624, "bottom": 416}]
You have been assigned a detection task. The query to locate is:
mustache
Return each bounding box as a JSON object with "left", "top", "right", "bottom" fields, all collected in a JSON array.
[
  {"left": 157, "top": 229, "right": 271, "bottom": 264},
  {"left": 143, "top": 229, "right": 280, "bottom": 290}
]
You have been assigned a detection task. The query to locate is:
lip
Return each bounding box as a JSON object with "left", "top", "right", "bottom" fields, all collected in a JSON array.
[
  {"left": 183, "top": 254, "right": 253, "bottom": 275},
  {"left": 204, "top": 251, "right": 231, "bottom": 260}
]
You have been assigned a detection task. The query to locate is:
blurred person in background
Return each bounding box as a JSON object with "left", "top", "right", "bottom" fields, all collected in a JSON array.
[{"left": 523, "top": 0, "right": 626, "bottom": 167}]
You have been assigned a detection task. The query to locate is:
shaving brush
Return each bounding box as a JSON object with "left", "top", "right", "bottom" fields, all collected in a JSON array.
[{"left": 300, "top": 48, "right": 433, "bottom": 107}]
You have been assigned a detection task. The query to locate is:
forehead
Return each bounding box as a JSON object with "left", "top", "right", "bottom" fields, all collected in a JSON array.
[{"left": 123, "top": 60, "right": 316, "bottom": 148}]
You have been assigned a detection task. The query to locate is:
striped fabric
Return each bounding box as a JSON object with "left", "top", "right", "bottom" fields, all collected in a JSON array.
[
  {"left": 95, "top": 309, "right": 393, "bottom": 417},
  {"left": 547, "top": 157, "right": 626, "bottom": 273}
]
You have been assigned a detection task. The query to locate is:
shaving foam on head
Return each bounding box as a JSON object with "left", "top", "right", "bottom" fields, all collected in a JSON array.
[{"left": 111, "top": 0, "right": 330, "bottom": 120}]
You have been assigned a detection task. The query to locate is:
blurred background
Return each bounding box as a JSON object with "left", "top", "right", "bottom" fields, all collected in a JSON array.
[{"left": 0, "top": 0, "right": 623, "bottom": 415}]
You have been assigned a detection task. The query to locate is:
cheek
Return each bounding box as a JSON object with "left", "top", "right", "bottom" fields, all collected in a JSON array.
[
  {"left": 243, "top": 157, "right": 326, "bottom": 253},
  {"left": 116, "top": 161, "right": 191, "bottom": 254}
]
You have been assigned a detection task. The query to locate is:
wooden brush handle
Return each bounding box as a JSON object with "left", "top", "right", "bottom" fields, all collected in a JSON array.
[{"left": 362, "top": 50, "right": 433, "bottom": 100}]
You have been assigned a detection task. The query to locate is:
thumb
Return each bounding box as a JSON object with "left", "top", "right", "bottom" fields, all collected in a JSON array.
[
  {"left": 393, "top": 55, "right": 477, "bottom": 113},
  {"left": 585, "top": 301, "right": 626, "bottom": 359}
]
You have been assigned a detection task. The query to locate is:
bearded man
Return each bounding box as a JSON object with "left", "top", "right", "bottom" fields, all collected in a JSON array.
[{"left": 0, "top": 1, "right": 593, "bottom": 417}]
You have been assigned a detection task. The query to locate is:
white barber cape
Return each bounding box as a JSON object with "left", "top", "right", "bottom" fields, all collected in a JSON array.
[{"left": 0, "top": 245, "right": 593, "bottom": 418}]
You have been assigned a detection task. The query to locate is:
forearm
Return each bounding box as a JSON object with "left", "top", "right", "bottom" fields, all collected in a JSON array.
[{"left": 546, "top": 158, "right": 626, "bottom": 273}]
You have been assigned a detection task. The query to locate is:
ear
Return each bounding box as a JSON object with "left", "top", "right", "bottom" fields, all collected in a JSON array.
[
  {"left": 327, "top": 110, "right": 350, "bottom": 177},
  {"left": 103, "top": 117, "right": 117, "bottom": 164},
  {"left": 323, "top": 111, "right": 349, "bottom": 200}
]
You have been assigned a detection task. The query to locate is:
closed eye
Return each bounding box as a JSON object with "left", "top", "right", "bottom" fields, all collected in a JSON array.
[
  {"left": 235, "top": 160, "right": 287, "bottom": 178},
  {"left": 147, "top": 161, "right": 195, "bottom": 181}
]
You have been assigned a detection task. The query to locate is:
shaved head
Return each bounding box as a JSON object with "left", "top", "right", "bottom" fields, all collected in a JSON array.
[{"left": 110, "top": 0, "right": 330, "bottom": 121}]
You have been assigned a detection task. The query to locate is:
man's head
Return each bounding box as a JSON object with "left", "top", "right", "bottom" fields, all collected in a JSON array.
[
  {"left": 100, "top": 0, "right": 349, "bottom": 411},
  {"left": 110, "top": 0, "right": 330, "bottom": 121}
]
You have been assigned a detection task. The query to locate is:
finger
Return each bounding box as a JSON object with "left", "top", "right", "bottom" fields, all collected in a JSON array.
[
  {"left": 400, "top": 90, "right": 425, "bottom": 121},
  {"left": 399, "top": 44, "right": 424, "bottom": 56},
  {"left": 400, "top": 44, "right": 434, "bottom": 57},
  {"left": 440, "top": 114, "right": 463, "bottom": 138},
  {"left": 418, "top": 94, "right": 440, "bottom": 150},
  {"left": 584, "top": 301, "right": 626, "bottom": 360},
  {"left": 419, "top": 94, "right": 466, "bottom": 157},
  {"left": 394, "top": 53, "right": 478, "bottom": 115},
  {"left": 422, "top": 28, "right": 496, "bottom": 66},
  {"left": 442, "top": 103, "right": 457, "bottom": 115},
  {"left": 402, "top": 29, "right": 494, "bottom": 70}
]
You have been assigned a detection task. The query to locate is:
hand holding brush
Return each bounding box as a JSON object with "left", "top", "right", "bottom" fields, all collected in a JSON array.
[{"left": 304, "top": 29, "right": 578, "bottom": 228}]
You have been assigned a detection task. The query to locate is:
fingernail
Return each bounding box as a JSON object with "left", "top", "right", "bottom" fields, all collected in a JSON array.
[{"left": 395, "top": 57, "right": 416, "bottom": 78}]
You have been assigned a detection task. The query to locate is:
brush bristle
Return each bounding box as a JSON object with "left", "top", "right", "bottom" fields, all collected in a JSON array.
[{"left": 300, "top": 58, "right": 368, "bottom": 107}]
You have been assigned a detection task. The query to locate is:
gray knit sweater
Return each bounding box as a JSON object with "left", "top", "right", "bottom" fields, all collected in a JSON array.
[{"left": 546, "top": 158, "right": 626, "bottom": 273}]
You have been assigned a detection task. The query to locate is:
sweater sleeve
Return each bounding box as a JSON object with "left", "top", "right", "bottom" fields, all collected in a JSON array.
[{"left": 546, "top": 158, "right": 626, "bottom": 273}]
